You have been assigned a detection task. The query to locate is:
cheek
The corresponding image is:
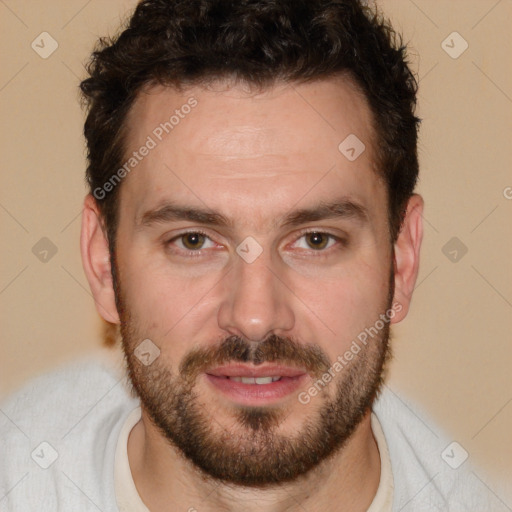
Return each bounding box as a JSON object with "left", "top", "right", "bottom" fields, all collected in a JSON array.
[
  {"left": 291, "top": 257, "right": 391, "bottom": 346},
  {"left": 117, "top": 249, "right": 224, "bottom": 340}
]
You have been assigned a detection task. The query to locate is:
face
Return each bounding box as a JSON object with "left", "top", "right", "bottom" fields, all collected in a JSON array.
[{"left": 112, "top": 77, "right": 396, "bottom": 486}]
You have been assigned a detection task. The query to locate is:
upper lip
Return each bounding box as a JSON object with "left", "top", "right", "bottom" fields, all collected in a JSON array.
[{"left": 206, "top": 364, "right": 307, "bottom": 378}]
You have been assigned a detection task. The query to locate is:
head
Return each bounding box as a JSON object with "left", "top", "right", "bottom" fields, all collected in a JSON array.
[{"left": 80, "top": 0, "right": 423, "bottom": 487}]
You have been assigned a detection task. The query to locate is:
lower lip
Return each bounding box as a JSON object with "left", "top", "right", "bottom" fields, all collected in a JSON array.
[{"left": 205, "top": 374, "right": 308, "bottom": 405}]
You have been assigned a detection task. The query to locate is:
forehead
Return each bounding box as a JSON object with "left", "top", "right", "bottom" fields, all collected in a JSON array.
[{"left": 119, "top": 76, "right": 385, "bottom": 230}]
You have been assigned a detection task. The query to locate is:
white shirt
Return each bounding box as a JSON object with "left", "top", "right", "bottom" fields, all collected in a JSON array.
[{"left": 0, "top": 353, "right": 505, "bottom": 511}]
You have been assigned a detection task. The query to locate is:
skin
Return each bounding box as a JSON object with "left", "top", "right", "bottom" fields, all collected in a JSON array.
[{"left": 81, "top": 76, "right": 423, "bottom": 511}]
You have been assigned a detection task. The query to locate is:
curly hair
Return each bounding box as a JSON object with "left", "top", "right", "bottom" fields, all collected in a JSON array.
[{"left": 80, "top": 0, "right": 420, "bottom": 253}]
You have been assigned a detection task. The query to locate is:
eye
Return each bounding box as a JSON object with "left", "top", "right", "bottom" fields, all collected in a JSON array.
[
  {"left": 167, "top": 231, "right": 217, "bottom": 252},
  {"left": 165, "top": 229, "right": 344, "bottom": 257},
  {"left": 292, "top": 231, "right": 340, "bottom": 251}
]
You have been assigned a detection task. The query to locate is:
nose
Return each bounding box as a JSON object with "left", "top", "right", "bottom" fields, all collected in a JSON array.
[{"left": 217, "top": 247, "right": 295, "bottom": 342}]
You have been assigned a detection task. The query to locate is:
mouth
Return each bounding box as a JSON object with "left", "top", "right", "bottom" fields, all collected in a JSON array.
[
  {"left": 221, "top": 376, "right": 283, "bottom": 384},
  {"left": 204, "top": 364, "right": 309, "bottom": 405}
]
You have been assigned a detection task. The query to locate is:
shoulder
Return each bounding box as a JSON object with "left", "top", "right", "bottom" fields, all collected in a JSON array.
[
  {"left": 373, "top": 386, "right": 508, "bottom": 511},
  {"left": 0, "top": 351, "right": 139, "bottom": 511}
]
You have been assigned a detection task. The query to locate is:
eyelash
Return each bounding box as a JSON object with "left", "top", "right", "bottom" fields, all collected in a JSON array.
[{"left": 164, "top": 229, "right": 346, "bottom": 258}]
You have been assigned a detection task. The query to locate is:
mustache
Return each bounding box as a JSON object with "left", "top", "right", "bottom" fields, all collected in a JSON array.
[{"left": 179, "top": 334, "right": 332, "bottom": 383}]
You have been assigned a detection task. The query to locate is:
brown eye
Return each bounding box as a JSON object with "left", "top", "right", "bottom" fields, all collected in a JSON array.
[
  {"left": 165, "top": 231, "right": 218, "bottom": 256},
  {"left": 291, "top": 231, "right": 340, "bottom": 253},
  {"left": 305, "top": 232, "right": 329, "bottom": 250},
  {"left": 181, "top": 232, "right": 206, "bottom": 250}
]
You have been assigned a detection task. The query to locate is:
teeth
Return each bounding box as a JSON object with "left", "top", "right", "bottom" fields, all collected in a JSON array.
[{"left": 228, "top": 376, "right": 282, "bottom": 384}]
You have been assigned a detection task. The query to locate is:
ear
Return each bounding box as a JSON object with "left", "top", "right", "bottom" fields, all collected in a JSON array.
[
  {"left": 80, "top": 194, "right": 120, "bottom": 324},
  {"left": 390, "top": 194, "right": 424, "bottom": 324}
]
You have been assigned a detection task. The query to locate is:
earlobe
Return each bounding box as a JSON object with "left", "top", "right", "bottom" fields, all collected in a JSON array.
[
  {"left": 80, "top": 194, "right": 120, "bottom": 324},
  {"left": 390, "top": 194, "right": 424, "bottom": 324}
]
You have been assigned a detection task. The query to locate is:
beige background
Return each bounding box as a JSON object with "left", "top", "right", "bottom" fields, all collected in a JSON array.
[{"left": 1, "top": 0, "right": 511, "bottom": 501}]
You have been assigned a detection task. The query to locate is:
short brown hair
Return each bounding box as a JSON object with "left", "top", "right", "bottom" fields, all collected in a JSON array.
[{"left": 80, "top": 0, "right": 420, "bottom": 254}]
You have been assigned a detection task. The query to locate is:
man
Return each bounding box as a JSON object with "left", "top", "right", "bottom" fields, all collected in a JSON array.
[{"left": 0, "top": 0, "right": 501, "bottom": 511}]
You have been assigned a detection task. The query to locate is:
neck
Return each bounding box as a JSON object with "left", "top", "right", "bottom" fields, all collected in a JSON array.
[{"left": 127, "top": 408, "right": 381, "bottom": 512}]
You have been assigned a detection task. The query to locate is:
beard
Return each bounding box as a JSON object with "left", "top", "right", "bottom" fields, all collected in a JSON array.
[{"left": 113, "top": 257, "right": 394, "bottom": 488}]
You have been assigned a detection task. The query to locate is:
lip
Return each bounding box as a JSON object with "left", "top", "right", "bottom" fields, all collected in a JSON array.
[
  {"left": 204, "top": 364, "right": 309, "bottom": 406},
  {"left": 206, "top": 364, "right": 308, "bottom": 378}
]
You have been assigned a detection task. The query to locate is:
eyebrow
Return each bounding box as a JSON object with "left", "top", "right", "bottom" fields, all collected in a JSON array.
[{"left": 136, "top": 197, "right": 369, "bottom": 230}]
